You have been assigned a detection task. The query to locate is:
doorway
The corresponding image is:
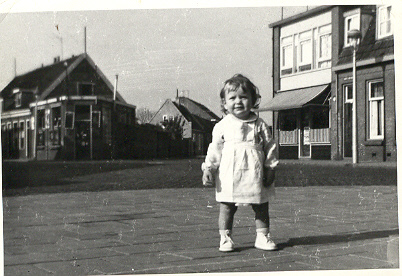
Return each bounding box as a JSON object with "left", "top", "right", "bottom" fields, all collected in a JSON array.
[{"left": 343, "top": 84, "right": 353, "bottom": 158}]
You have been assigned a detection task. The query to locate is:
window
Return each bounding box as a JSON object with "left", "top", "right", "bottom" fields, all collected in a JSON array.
[
  {"left": 37, "top": 109, "right": 46, "bottom": 129},
  {"left": 281, "top": 35, "right": 293, "bottom": 75},
  {"left": 317, "top": 24, "right": 332, "bottom": 68},
  {"left": 51, "top": 106, "right": 61, "bottom": 145},
  {"left": 280, "top": 23, "right": 331, "bottom": 76},
  {"left": 19, "top": 121, "right": 25, "bottom": 150},
  {"left": 377, "top": 5, "right": 393, "bottom": 39},
  {"left": 344, "top": 14, "right": 360, "bottom": 47},
  {"left": 162, "top": 115, "right": 168, "bottom": 122},
  {"left": 92, "top": 111, "right": 101, "bottom": 128},
  {"left": 278, "top": 110, "right": 298, "bottom": 145},
  {"left": 344, "top": 84, "right": 353, "bottom": 103},
  {"left": 65, "top": 111, "right": 75, "bottom": 129},
  {"left": 78, "top": 83, "right": 93, "bottom": 96},
  {"left": 15, "top": 92, "right": 22, "bottom": 107},
  {"left": 298, "top": 30, "right": 312, "bottom": 72},
  {"left": 368, "top": 80, "right": 384, "bottom": 140}
]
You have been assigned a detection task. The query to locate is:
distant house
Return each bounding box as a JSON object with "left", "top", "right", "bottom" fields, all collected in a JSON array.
[
  {"left": 1, "top": 53, "right": 136, "bottom": 160},
  {"left": 149, "top": 96, "right": 220, "bottom": 156}
]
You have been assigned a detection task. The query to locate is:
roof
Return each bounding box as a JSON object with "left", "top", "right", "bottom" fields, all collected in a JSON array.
[
  {"left": 337, "top": 17, "right": 394, "bottom": 66},
  {"left": 1, "top": 53, "right": 126, "bottom": 112},
  {"left": 151, "top": 97, "right": 220, "bottom": 132},
  {"left": 258, "top": 84, "right": 330, "bottom": 111}
]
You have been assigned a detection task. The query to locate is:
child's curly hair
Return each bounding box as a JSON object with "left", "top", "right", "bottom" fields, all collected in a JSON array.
[{"left": 219, "top": 74, "right": 261, "bottom": 114}]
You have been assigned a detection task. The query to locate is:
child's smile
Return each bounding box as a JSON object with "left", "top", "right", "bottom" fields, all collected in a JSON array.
[{"left": 224, "top": 88, "right": 253, "bottom": 120}]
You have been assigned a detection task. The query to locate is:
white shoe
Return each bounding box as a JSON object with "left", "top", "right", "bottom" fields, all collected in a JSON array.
[
  {"left": 219, "top": 230, "right": 235, "bottom": 252},
  {"left": 255, "top": 233, "right": 277, "bottom": 251}
]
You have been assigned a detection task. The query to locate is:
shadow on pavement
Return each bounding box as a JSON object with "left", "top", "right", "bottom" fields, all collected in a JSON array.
[{"left": 276, "top": 228, "right": 399, "bottom": 250}]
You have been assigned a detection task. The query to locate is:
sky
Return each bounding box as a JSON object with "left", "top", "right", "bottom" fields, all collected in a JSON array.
[
  {"left": 0, "top": 0, "right": 317, "bottom": 121},
  {"left": 0, "top": 0, "right": 392, "bottom": 122}
]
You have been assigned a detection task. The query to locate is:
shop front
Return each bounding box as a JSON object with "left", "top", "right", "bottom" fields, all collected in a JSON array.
[{"left": 260, "top": 84, "right": 331, "bottom": 160}]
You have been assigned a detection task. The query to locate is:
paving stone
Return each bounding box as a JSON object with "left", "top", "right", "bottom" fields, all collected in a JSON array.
[{"left": 3, "top": 159, "right": 399, "bottom": 274}]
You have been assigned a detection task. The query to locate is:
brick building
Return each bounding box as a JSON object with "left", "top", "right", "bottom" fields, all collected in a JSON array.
[
  {"left": 259, "top": 5, "right": 395, "bottom": 162},
  {"left": 1, "top": 53, "right": 136, "bottom": 160}
]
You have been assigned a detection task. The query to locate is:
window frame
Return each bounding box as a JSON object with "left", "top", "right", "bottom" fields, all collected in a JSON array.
[
  {"left": 77, "top": 82, "right": 94, "bottom": 96},
  {"left": 367, "top": 80, "right": 385, "bottom": 140},
  {"left": 317, "top": 24, "right": 332, "bottom": 68},
  {"left": 19, "top": 121, "right": 25, "bottom": 150},
  {"left": 15, "top": 92, "right": 22, "bottom": 107},
  {"left": 344, "top": 13, "right": 360, "bottom": 47},
  {"left": 377, "top": 5, "right": 393, "bottom": 39},
  {"left": 280, "top": 35, "right": 294, "bottom": 76},
  {"left": 344, "top": 84, "right": 353, "bottom": 104},
  {"left": 298, "top": 30, "right": 313, "bottom": 71}
]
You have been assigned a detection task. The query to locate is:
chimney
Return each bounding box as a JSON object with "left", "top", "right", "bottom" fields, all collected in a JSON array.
[{"left": 113, "top": 74, "right": 118, "bottom": 101}]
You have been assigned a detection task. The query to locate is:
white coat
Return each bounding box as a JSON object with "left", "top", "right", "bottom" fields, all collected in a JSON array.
[{"left": 203, "top": 113, "right": 279, "bottom": 204}]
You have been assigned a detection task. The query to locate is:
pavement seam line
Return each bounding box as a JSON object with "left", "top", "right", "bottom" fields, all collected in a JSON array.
[
  {"left": 348, "top": 254, "right": 395, "bottom": 264},
  {"left": 129, "top": 254, "right": 295, "bottom": 273},
  {"left": 161, "top": 251, "right": 194, "bottom": 260}
]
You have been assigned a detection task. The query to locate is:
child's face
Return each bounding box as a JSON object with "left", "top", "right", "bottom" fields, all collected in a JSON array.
[{"left": 223, "top": 87, "right": 253, "bottom": 120}]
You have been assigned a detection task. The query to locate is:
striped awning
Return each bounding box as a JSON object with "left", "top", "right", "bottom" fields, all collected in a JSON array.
[{"left": 258, "top": 84, "right": 330, "bottom": 111}]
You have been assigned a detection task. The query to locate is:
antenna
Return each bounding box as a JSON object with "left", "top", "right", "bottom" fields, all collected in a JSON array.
[{"left": 84, "top": 26, "right": 87, "bottom": 54}]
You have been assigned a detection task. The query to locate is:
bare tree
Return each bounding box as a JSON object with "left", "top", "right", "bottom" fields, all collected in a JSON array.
[
  {"left": 136, "top": 107, "right": 156, "bottom": 124},
  {"left": 160, "top": 116, "right": 184, "bottom": 140}
]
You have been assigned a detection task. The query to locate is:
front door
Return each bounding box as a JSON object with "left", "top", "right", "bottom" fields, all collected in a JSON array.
[
  {"left": 343, "top": 84, "right": 353, "bottom": 158},
  {"left": 75, "top": 121, "right": 91, "bottom": 160}
]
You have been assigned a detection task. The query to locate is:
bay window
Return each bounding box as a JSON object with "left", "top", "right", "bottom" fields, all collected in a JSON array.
[
  {"left": 368, "top": 80, "right": 384, "bottom": 140},
  {"left": 280, "top": 23, "right": 331, "bottom": 76}
]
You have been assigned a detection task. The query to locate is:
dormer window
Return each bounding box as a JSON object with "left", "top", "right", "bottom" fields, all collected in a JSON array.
[
  {"left": 377, "top": 5, "right": 393, "bottom": 39},
  {"left": 344, "top": 11, "right": 360, "bottom": 47},
  {"left": 13, "top": 88, "right": 22, "bottom": 107}
]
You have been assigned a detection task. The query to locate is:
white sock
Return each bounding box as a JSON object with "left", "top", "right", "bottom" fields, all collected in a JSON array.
[{"left": 256, "top": 228, "right": 269, "bottom": 236}]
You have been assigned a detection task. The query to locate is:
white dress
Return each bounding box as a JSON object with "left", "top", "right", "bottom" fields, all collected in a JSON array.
[{"left": 203, "top": 113, "right": 279, "bottom": 204}]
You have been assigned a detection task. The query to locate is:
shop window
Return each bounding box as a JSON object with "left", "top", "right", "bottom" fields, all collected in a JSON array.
[
  {"left": 19, "top": 121, "right": 25, "bottom": 150},
  {"left": 377, "top": 5, "right": 393, "bottom": 39},
  {"left": 102, "top": 107, "right": 112, "bottom": 145},
  {"left": 278, "top": 111, "right": 298, "bottom": 144},
  {"left": 51, "top": 106, "right": 61, "bottom": 145},
  {"left": 65, "top": 111, "right": 75, "bottom": 129},
  {"left": 368, "top": 80, "right": 384, "bottom": 140},
  {"left": 92, "top": 111, "right": 101, "bottom": 128},
  {"left": 75, "top": 105, "right": 90, "bottom": 121},
  {"left": 37, "top": 109, "right": 46, "bottom": 129}
]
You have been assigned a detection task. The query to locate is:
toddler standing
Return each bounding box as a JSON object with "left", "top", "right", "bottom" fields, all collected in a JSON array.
[{"left": 202, "top": 74, "right": 278, "bottom": 252}]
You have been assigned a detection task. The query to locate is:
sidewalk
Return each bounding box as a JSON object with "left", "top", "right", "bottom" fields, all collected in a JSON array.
[{"left": 3, "top": 185, "right": 399, "bottom": 275}]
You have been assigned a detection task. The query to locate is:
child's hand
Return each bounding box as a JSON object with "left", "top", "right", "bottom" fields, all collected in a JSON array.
[
  {"left": 263, "top": 168, "right": 275, "bottom": 187},
  {"left": 202, "top": 169, "right": 214, "bottom": 187}
]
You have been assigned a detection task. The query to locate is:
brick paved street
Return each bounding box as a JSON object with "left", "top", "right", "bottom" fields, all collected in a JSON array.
[{"left": 2, "top": 159, "right": 400, "bottom": 275}]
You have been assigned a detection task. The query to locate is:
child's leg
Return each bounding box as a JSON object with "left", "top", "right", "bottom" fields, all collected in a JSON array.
[
  {"left": 218, "top": 202, "right": 237, "bottom": 252},
  {"left": 252, "top": 202, "right": 269, "bottom": 230},
  {"left": 219, "top": 202, "right": 237, "bottom": 230},
  {"left": 252, "top": 202, "right": 277, "bottom": 250}
]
